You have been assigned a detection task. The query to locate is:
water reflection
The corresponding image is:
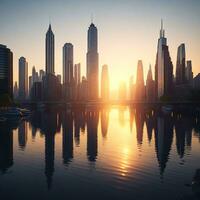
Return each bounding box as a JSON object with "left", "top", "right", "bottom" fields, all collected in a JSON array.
[{"left": 0, "top": 105, "right": 200, "bottom": 196}]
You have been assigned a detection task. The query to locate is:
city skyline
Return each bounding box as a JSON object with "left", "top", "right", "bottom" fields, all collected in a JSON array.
[{"left": 0, "top": 0, "right": 200, "bottom": 90}]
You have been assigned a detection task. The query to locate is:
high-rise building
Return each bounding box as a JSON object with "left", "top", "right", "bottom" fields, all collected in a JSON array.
[
  {"left": 57, "top": 74, "right": 61, "bottom": 84},
  {"left": 45, "top": 24, "right": 55, "bottom": 74},
  {"left": 135, "top": 60, "right": 145, "bottom": 102},
  {"left": 118, "top": 81, "right": 127, "bottom": 101},
  {"left": 129, "top": 76, "right": 136, "bottom": 101},
  {"left": 155, "top": 20, "right": 173, "bottom": 98},
  {"left": 74, "top": 63, "right": 81, "bottom": 85},
  {"left": 13, "top": 81, "right": 18, "bottom": 99},
  {"left": 74, "top": 63, "right": 81, "bottom": 100},
  {"left": 39, "top": 69, "right": 45, "bottom": 81},
  {"left": 86, "top": 23, "right": 99, "bottom": 100},
  {"left": 176, "top": 43, "right": 186, "bottom": 84},
  {"left": 101, "top": 65, "right": 109, "bottom": 101},
  {"left": 63, "top": 43, "right": 74, "bottom": 100},
  {"left": 146, "top": 64, "right": 155, "bottom": 102},
  {"left": 0, "top": 44, "right": 13, "bottom": 99},
  {"left": 185, "top": 60, "right": 193, "bottom": 83},
  {"left": 63, "top": 43, "right": 73, "bottom": 84},
  {"left": 18, "top": 57, "right": 28, "bottom": 100}
]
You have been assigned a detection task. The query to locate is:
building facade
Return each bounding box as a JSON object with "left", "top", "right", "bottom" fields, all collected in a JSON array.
[
  {"left": 46, "top": 24, "right": 55, "bottom": 74},
  {"left": 0, "top": 44, "right": 13, "bottom": 99},
  {"left": 86, "top": 23, "right": 99, "bottom": 100},
  {"left": 18, "top": 57, "right": 28, "bottom": 100}
]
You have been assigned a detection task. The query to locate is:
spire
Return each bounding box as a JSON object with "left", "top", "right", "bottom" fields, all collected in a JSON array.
[
  {"left": 160, "top": 19, "right": 165, "bottom": 38},
  {"left": 91, "top": 13, "right": 93, "bottom": 24},
  {"left": 147, "top": 64, "right": 153, "bottom": 81}
]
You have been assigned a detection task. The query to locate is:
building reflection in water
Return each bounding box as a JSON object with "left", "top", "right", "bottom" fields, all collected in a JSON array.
[
  {"left": 101, "top": 109, "right": 109, "bottom": 139},
  {"left": 62, "top": 109, "right": 73, "bottom": 166},
  {"left": 87, "top": 110, "right": 99, "bottom": 162},
  {"left": 145, "top": 110, "right": 155, "bottom": 143},
  {"left": 18, "top": 121, "right": 28, "bottom": 150},
  {"left": 1, "top": 105, "right": 200, "bottom": 189},
  {"left": 135, "top": 107, "right": 145, "bottom": 146},
  {"left": 174, "top": 114, "right": 193, "bottom": 158},
  {"left": 0, "top": 122, "right": 14, "bottom": 174},
  {"left": 40, "top": 108, "right": 58, "bottom": 190},
  {"left": 154, "top": 114, "right": 173, "bottom": 176}
]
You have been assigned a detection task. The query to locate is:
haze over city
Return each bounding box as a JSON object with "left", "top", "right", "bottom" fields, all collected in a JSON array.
[{"left": 0, "top": 0, "right": 200, "bottom": 90}]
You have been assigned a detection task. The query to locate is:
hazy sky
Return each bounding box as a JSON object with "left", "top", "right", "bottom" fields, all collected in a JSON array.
[{"left": 0, "top": 0, "right": 200, "bottom": 89}]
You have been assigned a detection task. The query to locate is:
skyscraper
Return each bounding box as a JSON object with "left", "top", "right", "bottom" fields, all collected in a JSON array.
[
  {"left": 86, "top": 23, "right": 99, "bottom": 100},
  {"left": 176, "top": 43, "right": 186, "bottom": 85},
  {"left": 155, "top": 20, "right": 173, "bottom": 99},
  {"left": 45, "top": 24, "right": 55, "bottom": 74},
  {"left": 185, "top": 60, "right": 193, "bottom": 83},
  {"left": 74, "top": 63, "right": 81, "bottom": 85},
  {"left": 63, "top": 43, "right": 73, "bottom": 84},
  {"left": 101, "top": 65, "right": 109, "bottom": 101},
  {"left": 0, "top": 44, "right": 13, "bottom": 99},
  {"left": 13, "top": 81, "right": 18, "bottom": 99},
  {"left": 135, "top": 60, "right": 145, "bottom": 102},
  {"left": 146, "top": 64, "right": 155, "bottom": 102},
  {"left": 18, "top": 57, "right": 28, "bottom": 100}
]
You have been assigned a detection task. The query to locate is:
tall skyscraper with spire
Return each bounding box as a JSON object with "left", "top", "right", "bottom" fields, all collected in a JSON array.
[
  {"left": 155, "top": 20, "right": 173, "bottom": 99},
  {"left": 176, "top": 43, "right": 186, "bottom": 85},
  {"left": 86, "top": 22, "right": 99, "bottom": 100},
  {"left": 45, "top": 24, "right": 55, "bottom": 74},
  {"left": 135, "top": 60, "right": 145, "bottom": 102}
]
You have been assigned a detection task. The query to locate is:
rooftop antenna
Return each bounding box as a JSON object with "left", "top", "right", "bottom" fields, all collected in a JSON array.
[{"left": 91, "top": 13, "right": 93, "bottom": 24}]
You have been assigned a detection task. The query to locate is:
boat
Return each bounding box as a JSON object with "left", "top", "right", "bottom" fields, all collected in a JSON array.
[{"left": 3, "top": 108, "right": 22, "bottom": 119}]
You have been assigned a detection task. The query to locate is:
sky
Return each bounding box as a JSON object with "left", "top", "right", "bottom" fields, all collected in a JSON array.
[{"left": 0, "top": 0, "right": 200, "bottom": 90}]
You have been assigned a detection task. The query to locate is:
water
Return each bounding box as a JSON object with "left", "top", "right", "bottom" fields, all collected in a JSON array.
[{"left": 0, "top": 106, "right": 200, "bottom": 200}]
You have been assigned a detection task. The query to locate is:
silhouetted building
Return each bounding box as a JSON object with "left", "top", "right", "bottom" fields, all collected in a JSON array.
[
  {"left": 146, "top": 65, "right": 155, "bottom": 102},
  {"left": 101, "top": 64, "right": 109, "bottom": 101},
  {"left": 80, "top": 76, "right": 88, "bottom": 101},
  {"left": 135, "top": 60, "right": 145, "bottom": 102},
  {"left": 193, "top": 73, "right": 200, "bottom": 89},
  {"left": 185, "top": 60, "right": 193, "bottom": 83},
  {"left": 74, "top": 63, "right": 81, "bottom": 85},
  {"left": 155, "top": 20, "right": 173, "bottom": 99},
  {"left": 13, "top": 81, "right": 18, "bottom": 99},
  {"left": 46, "top": 24, "right": 55, "bottom": 74},
  {"left": 63, "top": 43, "right": 74, "bottom": 100},
  {"left": 31, "top": 81, "right": 42, "bottom": 101},
  {"left": 0, "top": 44, "right": 13, "bottom": 99},
  {"left": 129, "top": 76, "right": 135, "bottom": 101},
  {"left": 39, "top": 69, "right": 45, "bottom": 81},
  {"left": 118, "top": 81, "right": 127, "bottom": 101},
  {"left": 176, "top": 43, "right": 186, "bottom": 85},
  {"left": 18, "top": 57, "right": 28, "bottom": 100},
  {"left": 42, "top": 73, "right": 62, "bottom": 101},
  {"left": 74, "top": 63, "right": 81, "bottom": 100},
  {"left": 87, "top": 23, "right": 99, "bottom": 100},
  {"left": 57, "top": 74, "right": 61, "bottom": 83}
]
